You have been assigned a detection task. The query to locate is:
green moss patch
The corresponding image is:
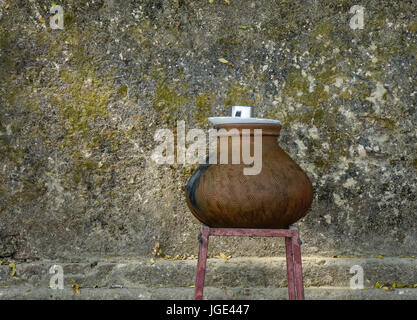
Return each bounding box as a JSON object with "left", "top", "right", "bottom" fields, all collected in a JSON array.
[
  {"left": 152, "top": 81, "right": 189, "bottom": 124},
  {"left": 194, "top": 92, "right": 214, "bottom": 126},
  {"left": 224, "top": 83, "right": 254, "bottom": 107}
]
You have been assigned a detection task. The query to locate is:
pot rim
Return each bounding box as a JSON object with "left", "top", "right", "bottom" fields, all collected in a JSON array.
[
  {"left": 212, "top": 122, "right": 282, "bottom": 136},
  {"left": 208, "top": 116, "right": 281, "bottom": 125}
]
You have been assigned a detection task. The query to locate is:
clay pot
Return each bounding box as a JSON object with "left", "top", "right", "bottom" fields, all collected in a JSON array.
[{"left": 185, "top": 122, "right": 313, "bottom": 229}]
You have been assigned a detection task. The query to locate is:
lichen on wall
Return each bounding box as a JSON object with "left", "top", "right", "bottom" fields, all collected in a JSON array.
[{"left": 0, "top": 0, "right": 416, "bottom": 260}]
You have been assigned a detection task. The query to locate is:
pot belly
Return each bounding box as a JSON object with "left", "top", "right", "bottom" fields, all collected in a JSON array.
[{"left": 186, "top": 151, "right": 313, "bottom": 228}]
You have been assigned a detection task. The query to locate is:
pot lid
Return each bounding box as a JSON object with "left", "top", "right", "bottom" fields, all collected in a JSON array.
[
  {"left": 208, "top": 106, "right": 281, "bottom": 126},
  {"left": 208, "top": 117, "right": 281, "bottom": 125}
]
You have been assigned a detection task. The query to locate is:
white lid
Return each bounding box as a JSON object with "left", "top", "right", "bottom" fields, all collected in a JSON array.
[{"left": 208, "top": 117, "right": 281, "bottom": 125}]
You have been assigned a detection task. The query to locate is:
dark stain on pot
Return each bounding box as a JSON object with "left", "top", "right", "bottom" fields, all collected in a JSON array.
[{"left": 186, "top": 159, "right": 211, "bottom": 210}]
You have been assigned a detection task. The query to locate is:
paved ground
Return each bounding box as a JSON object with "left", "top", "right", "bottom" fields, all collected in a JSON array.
[
  {"left": 1, "top": 286, "right": 417, "bottom": 300},
  {"left": 1, "top": 256, "right": 416, "bottom": 299}
]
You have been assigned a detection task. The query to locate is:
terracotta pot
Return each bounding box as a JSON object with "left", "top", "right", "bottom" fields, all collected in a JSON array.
[{"left": 185, "top": 122, "right": 313, "bottom": 229}]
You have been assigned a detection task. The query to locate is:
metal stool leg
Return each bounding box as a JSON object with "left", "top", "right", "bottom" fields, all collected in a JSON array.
[
  {"left": 193, "top": 225, "right": 305, "bottom": 300},
  {"left": 292, "top": 231, "right": 305, "bottom": 300},
  {"left": 285, "top": 236, "right": 296, "bottom": 300},
  {"left": 195, "top": 226, "right": 209, "bottom": 300}
]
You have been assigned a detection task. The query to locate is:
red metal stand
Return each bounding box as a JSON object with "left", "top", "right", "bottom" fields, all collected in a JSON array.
[{"left": 194, "top": 225, "right": 305, "bottom": 300}]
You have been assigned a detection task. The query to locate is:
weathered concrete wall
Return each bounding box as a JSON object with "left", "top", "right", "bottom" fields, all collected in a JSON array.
[{"left": 0, "top": 0, "right": 416, "bottom": 260}]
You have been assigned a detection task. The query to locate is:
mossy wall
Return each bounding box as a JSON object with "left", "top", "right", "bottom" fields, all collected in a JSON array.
[{"left": 0, "top": 0, "right": 416, "bottom": 260}]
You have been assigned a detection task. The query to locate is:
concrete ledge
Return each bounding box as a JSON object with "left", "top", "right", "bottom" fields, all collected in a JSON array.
[
  {"left": 1, "top": 286, "right": 417, "bottom": 300},
  {"left": 1, "top": 256, "right": 416, "bottom": 290}
]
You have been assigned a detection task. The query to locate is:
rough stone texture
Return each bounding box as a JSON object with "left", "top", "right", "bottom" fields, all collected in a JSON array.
[
  {"left": 1, "top": 257, "right": 417, "bottom": 289},
  {"left": 0, "top": 0, "right": 416, "bottom": 261},
  {"left": 1, "top": 257, "right": 417, "bottom": 300},
  {"left": 2, "top": 286, "right": 417, "bottom": 300}
]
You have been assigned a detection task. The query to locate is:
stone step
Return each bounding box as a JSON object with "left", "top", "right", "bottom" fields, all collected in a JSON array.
[
  {"left": 1, "top": 256, "right": 416, "bottom": 289},
  {"left": 1, "top": 286, "right": 416, "bottom": 300}
]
